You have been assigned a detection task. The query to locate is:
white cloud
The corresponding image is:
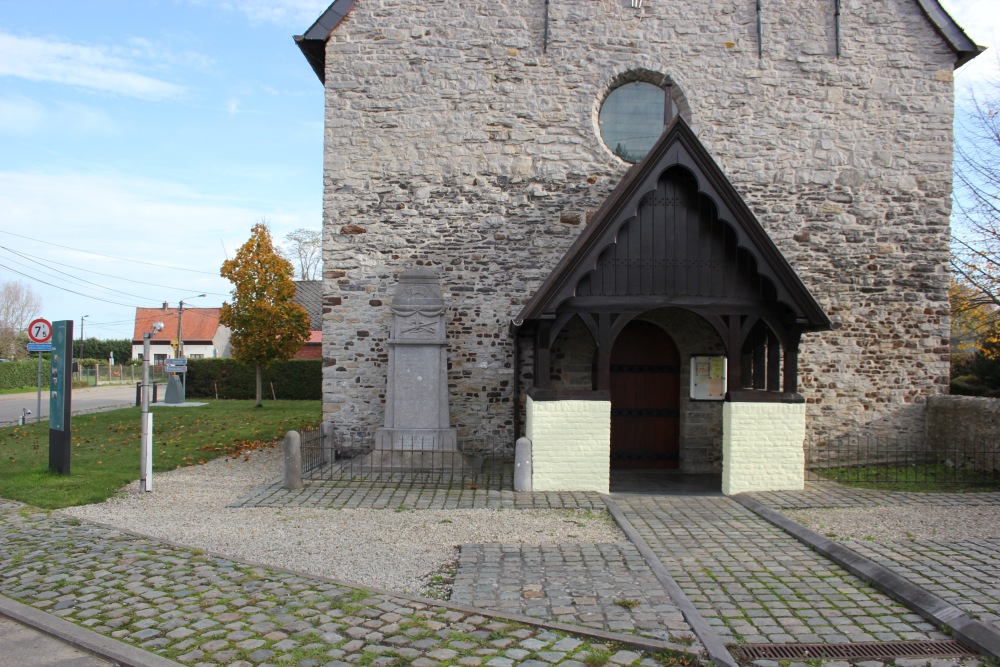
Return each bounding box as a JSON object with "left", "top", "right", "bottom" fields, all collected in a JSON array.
[
  {"left": 940, "top": 0, "right": 1000, "bottom": 99},
  {"left": 214, "top": 0, "right": 331, "bottom": 28},
  {"left": 0, "top": 95, "right": 117, "bottom": 136},
  {"left": 0, "top": 170, "right": 312, "bottom": 338},
  {"left": 0, "top": 33, "right": 185, "bottom": 100}
]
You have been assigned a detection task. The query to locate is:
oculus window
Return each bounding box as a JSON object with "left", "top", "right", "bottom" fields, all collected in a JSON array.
[{"left": 599, "top": 81, "right": 667, "bottom": 163}]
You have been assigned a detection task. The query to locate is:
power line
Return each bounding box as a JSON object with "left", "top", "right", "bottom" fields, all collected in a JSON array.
[
  {"left": 0, "top": 245, "right": 229, "bottom": 297},
  {"left": 0, "top": 262, "right": 139, "bottom": 307},
  {"left": 0, "top": 229, "right": 220, "bottom": 275},
  {"left": 0, "top": 247, "right": 165, "bottom": 304}
]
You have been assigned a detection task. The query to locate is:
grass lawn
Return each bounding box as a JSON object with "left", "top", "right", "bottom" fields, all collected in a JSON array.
[
  {"left": 814, "top": 463, "right": 1000, "bottom": 493},
  {"left": 0, "top": 400, "right": 320, "bottom": 509}
]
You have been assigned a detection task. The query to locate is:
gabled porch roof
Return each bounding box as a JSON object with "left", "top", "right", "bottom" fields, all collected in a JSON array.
[{"left": 514, "top": 116, "right": 831, "bottom": 335}]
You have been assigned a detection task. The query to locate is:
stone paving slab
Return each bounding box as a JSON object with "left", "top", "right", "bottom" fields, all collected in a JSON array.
[
  {"left": 611, "top": 495, "right": 944, "bottom": 646},
  {"left": 230, "top": 481, "right": 607, "bottom": 510},
  {"left": 0, "top": 500, "right": 697, "bottom": 667},
  {"left": 451, "top": 542, "right": 701, "bottom": 649}
]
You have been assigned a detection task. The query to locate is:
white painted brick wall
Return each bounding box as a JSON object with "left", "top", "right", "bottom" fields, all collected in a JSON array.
[
  {"left": 723, "top": 402, "right": 806, "bottom": 495},
  {"left": 526, "top": 397, "right": 610, "bottom": 493}
]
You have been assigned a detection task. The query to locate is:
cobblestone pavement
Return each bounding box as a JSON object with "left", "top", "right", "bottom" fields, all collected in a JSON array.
[
  {"left": 230, "top": 481, "right": 606, "bottom": 510},
  {"left": 0, "top": 500, "right": 694, "bottom": 667},
  {"left": 611, "top": 495, "right": 943, "bottom": 646},
  {"left": 451, "top": 543, "right": 699, "bottom": 648},
  {"left": 749, "top": 485, "right": 1000, "bottom": 634},
  {"left": 749, "top": 484, "right": 1000, "bottom": 510}
]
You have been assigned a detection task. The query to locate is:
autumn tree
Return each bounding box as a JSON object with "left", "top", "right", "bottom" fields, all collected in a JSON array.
[
  {"left": 220, "top": 222, "right": 310, "bottom": 406},
  {"left": 0, "top": 280, "right": 42, "bottom": 360},
  {"left": 283, "top": 228, "right": 322, "bottom": 281}
]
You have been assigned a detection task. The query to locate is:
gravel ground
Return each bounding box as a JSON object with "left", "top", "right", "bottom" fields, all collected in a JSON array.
[
  {"left": 784, "top": 505, "right": 1000, "bottom": 541},
  {"left": 60, "top": 446, "right": 624, "bottom": 596}
]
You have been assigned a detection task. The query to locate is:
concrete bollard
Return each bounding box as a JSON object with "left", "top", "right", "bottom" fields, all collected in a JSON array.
[
  {"left": 283, "top": 430, "right": 303, "bottom": 490},
  {"left": 320, "top": 422, "right": 334, "bottom": 465},
  {"left": 514, "top": 436, "right": 532, "bottom": 492}
]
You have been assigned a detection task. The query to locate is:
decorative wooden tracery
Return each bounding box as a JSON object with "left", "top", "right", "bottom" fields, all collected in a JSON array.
[{"left": 515, "top": 117, "right": 830, "bottom": 402}]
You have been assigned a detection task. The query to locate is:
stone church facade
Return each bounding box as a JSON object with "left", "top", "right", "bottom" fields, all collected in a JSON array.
[{"left": 297, "top": 0, "right": 980, "bottom": 492}]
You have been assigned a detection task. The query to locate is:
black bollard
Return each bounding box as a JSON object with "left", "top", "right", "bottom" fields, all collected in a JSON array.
[{"left": 135, "top": 382, "right": 142, "bottom": 406}]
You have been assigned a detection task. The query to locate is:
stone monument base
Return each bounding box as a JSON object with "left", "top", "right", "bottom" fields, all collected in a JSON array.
[
  {"left": 358, "top": 448, "right": 484, "bottom": 474},
  {"left": 375, "top": 427, "right": 458, "bottom": 451}
]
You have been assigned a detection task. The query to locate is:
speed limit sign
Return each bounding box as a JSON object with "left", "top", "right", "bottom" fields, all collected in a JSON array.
[{"left": 27, "top": 318, "right": 52, "bottom": 343}]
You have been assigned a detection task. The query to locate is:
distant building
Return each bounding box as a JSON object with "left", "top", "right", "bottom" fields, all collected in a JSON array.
[
  {"left": 293, "top": 280, "right": 323, "bottom": 359},
  {"left": 131, "top": 307, "right": 231, "bottom": 363}
]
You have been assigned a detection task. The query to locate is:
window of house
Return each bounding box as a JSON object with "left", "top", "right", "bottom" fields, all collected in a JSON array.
[
  {"left": 154, "top": 354, "right": 167, "bottom": 365},
  {"left": 597, "top": 72, "right": 689, "bottom": 164},
  {"left": 188, "top": 354, "right": 204, "bottom": 359}
]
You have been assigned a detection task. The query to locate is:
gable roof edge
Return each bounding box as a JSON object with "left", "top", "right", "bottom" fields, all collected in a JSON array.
[
  {"left": 914, "top": 0, "right": 984, "bottom": 68},
  {"left": 294, "top": 0, "right": 356, "bottom": 84}
]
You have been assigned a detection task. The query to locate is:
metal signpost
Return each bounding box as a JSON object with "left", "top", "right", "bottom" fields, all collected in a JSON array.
[
  {"left": 27, "top": 318, "right": 53, "bottom": 425},
  {"left": 140, "top": 322, "right": 164, "bottom": 493},
  {"left": 48, "top": 320, "right": 73, "bottom": 475}
]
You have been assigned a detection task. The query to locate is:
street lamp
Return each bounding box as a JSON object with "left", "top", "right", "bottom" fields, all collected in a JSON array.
[
  {"left": 79, "top": 315, "right": 89, "bottom": 359},
  {"left": 169, "top": 294, "right": 206, "bottom": 359},
  {"left": 140, "top": 320, "right": 164, "bottom": 494}
]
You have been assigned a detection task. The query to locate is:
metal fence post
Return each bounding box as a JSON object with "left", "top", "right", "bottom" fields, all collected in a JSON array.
[{"left": 284, "top": 430, "right": 303, "bottom": 490}]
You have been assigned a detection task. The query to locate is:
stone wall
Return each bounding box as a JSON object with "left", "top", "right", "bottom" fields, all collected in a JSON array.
[
  {"left": 723, "top": 402, "right": 807, "bottom": 494},
  {"left": 525, "top": 396, "right": 611, "bottom": 493},
  {"left": 320, "top": 0, "right": 956, "bottom": 443},
  {"left": 926, "top": 396, "right": 1000, "bottom": 472}
]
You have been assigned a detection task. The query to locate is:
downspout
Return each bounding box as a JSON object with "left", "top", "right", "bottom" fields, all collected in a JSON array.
[
  {"left": 835, "top": 0, "right": 842, "bottom": 57},
  {"left": 756, "top": 0, "right": 763, "bottom": 60},
  {"left": 510, "top": 320, "right": 522, "bottom": 440},
  {"left": 543, "top": 0, "right": 550, "bottom": 54}
]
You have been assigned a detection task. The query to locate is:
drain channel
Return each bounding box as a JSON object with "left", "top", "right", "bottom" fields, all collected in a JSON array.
[{"left": 730, "top": 640, "right": 976, "bottom": 661}]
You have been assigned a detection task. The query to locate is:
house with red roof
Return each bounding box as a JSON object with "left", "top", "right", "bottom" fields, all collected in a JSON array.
[{"left": 131, "top": 307, "right": 232, "bottom": 363}]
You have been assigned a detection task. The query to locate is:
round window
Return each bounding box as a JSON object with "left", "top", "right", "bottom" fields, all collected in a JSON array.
[{"left": 598, "top": 81, "right": 672, "bottom": 163}]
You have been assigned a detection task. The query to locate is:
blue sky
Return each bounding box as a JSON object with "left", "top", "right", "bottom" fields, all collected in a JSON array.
[
  {"left": 0, "top": 0, "right": 997, "bottom": 342},
  {"left": 0, "top": 0, "right": 329, "bottom": 341}
]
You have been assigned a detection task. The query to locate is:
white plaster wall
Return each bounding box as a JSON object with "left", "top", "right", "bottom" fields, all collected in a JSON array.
[
  {"left": 723, "top": 402, "right": 806, "bottom": 495},
  {"left": 526, "top": 397, "right": 610, "bottom": 493}
]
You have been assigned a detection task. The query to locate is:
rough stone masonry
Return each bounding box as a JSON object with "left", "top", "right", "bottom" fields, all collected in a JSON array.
[{"left": 315, "top": 0, "right": 963, "bottom": 451}]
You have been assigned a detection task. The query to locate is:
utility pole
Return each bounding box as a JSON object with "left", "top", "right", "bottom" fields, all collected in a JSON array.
[{"left": 172, "top": 294, "right": 205, "bottom": 360}]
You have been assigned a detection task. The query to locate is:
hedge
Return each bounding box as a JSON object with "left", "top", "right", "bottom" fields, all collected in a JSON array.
[
  {"left": 185, "top": 358, "right": 321, "bottom": 400},
  {"left": 0, "top": 359, "right": 51, "bottom": 390}
]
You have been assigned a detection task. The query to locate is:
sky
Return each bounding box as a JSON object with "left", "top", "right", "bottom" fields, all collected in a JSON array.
[{"left": 0, "top": 0, "right": 997, "bottom": 343}]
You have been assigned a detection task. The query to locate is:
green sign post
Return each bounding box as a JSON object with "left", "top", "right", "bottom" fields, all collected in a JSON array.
[{"left": 49, "top": 319, "right": 73, "bottom": 475}]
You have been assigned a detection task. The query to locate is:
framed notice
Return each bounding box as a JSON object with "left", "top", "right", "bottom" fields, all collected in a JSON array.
[{"left": 690, "top": 355, "right": 727, "bottom": 400}]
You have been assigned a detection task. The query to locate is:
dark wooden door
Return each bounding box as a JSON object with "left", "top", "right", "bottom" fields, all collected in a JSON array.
[{"left": 610, "top": 321, "right": 680, "bottom": 469}]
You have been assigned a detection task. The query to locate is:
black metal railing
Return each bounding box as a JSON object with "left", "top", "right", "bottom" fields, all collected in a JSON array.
[
  {"left": 806, "top": 433, "right": 1000, "bottom": 488},
  {"left": 300, "top": 426, "right": 514, "bottom": 490}
]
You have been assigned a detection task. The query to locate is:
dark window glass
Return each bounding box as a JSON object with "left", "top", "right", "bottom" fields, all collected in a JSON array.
[{"left": 599, "top": 81, "right": 665, "bottom": 163}]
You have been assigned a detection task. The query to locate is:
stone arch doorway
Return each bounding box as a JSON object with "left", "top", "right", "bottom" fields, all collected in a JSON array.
[{"left": 608, "top": 320, "right": 680, "bottom": 469}]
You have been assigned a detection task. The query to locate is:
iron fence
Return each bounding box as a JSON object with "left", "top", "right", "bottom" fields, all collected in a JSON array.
[
  {"left": 806, "top": 432, "right": 1000, "bottom": 487},
  {"left": 301, "top": 426, "right": 515, "bottom": 490}
]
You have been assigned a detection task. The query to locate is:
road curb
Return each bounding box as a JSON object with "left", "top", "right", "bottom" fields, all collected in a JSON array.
[{"left": 0, "top": 594, "right": 184, "bottom": 667}]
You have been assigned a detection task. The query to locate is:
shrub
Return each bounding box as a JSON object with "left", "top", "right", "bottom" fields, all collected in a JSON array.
[
  {"left": 185, "top": 358, "right": 321, "bottom": 400},
  {"left": 0, "top": 358, "right": 51, "bottom": 390}
]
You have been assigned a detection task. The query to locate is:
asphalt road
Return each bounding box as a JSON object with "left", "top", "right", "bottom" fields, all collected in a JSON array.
[
  {"left": 0, "top": 614, "right": 111, "bottom": 667},
  {"left": 0, "top": 384, "right": 137, "bottom": 426}
]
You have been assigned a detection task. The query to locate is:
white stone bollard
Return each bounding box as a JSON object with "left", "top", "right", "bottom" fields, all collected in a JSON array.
[{"left": 514, "top": 436, "right": 532, "bottom": 492}]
